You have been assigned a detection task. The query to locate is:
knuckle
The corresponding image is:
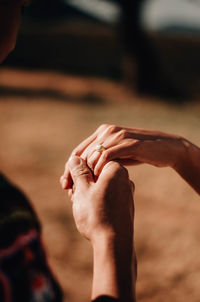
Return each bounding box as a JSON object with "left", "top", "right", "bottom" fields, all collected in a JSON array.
[
  {"left": 117, "top": 129, "right": 127, "bottom": 139},
  {"left": 113, "top": 164, "right": 129, "bottom": 180},
  {"left": 98, "top": 123, "right": 110, "bottom": 132},
  {"left": 119, "top": 165, "right": 129, "bottom": 177},
  {"left": 72, "top": 148, "right": 79, "bottom": 156},
  {"left": 110, "top": 163, "right": 129, "bottom": 181},
  {"left": 101, "top": 150, "right": 110, "bottom": 161},
  {"left": 76, "top": 167, "right": 90, "bottom": 177},
  {"left": 107, "top": 125, "right": 117, "bottom": 134},
  {"left": 87, "top": 158, "right": 94, "bottom": 169}
]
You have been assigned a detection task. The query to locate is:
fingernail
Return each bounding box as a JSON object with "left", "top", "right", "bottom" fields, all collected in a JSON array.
[
  {"left": 61, "top": 178, "right": 68, "bottom": 190},
  {"left": 69, "top": 156, "right": 83, "bottom": 168}
]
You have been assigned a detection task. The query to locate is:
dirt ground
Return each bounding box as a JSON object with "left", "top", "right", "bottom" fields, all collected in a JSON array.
[{"left": 0, "top": 68, "right": 200, "bottom": 302}]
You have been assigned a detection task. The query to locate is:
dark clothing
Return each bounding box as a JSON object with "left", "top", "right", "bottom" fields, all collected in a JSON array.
[
  {"left": 0, "top": 174, "right": 120, "bottom": 302},
  {"left": 0, "top": 174, "right": 62, "bottom": 302}
]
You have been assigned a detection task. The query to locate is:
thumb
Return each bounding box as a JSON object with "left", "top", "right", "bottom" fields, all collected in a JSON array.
[{"left": 68, "top": 156, "right": 93, "bottom": 190}]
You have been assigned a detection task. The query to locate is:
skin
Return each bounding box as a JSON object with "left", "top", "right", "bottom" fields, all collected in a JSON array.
[
  {"left": 66, "top": 156, "right": 136, "bottom": 302},
  {"left": 62, "top": 124, "right": 200, "bottom": 195}
]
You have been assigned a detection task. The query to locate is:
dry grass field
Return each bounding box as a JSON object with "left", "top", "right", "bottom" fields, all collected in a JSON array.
[{"left": 0, "top": 68, "right": 200, "bottom": 302}]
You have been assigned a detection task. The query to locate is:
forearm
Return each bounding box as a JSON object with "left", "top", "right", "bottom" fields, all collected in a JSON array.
[
  {"left": 174, "top": 138, "right": 200, "bottom": 195},
  {"left": 91, "top": 233, "right": 136, "bottom": 302}
]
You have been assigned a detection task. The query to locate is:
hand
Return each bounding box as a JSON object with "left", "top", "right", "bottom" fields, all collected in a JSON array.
[
  {"left": 61, "top": 156, "right": 134, "bottom": 244},
  {"left": 62, "top": 124, "right": 187, "bottom": 189},
  {"left": 61, "top": 156, "right": 136, "bottom": 301}
]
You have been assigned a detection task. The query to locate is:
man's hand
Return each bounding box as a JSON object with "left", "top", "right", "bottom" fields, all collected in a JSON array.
[
  {"left": 62, "top": 156, "right": 134, "bottom": 244},
  {"left": 61, "top": 156, "right": 136, "bottom": 301}
]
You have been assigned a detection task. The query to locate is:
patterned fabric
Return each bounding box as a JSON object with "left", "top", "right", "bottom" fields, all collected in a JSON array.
[{"left": 0, "top": 174, "right": 62, "bottom": 302}]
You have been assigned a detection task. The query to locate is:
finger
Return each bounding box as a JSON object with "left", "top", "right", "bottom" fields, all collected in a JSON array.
[
  {"left": 60, "top": 168, "right": 73, "bottom": 190},
  {"left": 87, "top": 149, "right": 141, "bottom": 172},
  {"left": 72, "top": 131, "right": 98, "bottom": 157},
  {"left": 81, "top": 125, "right": 121, "bottom": 164},
  {"left": 68, "top": 156, "right": 94, "bottom": 191},
  {"left": 86, "top": 132, "right": 126, "bottom": 170},
  {"left": 94, "top": 141, "right": 136, "bottom": 176},
  {"left": 115, "top": 159, "right": 141, "bottom": 166},
  {"left": 74, "top": 124, "right": 113, "bottom": 159},
  {"left": 61, "top": 142, "right": 95, "bottom": 190},
  {"left": 61, "top": 130, "right": 99, "bottom": 189},
  {"left": 118, "top": 126, "right": 171, "bottom": 140},
  {"left": 87, "top": 130, "right": 139, "bottom": 172},
  {"left": 97, "top": 160, "right": 129, "bottom": 186},
  {"left": 61, "top": 125, "right": 113, "bottom": 189},
  {"left": 87, "top": 150, "right": 102, "bottom": 171},
  {"left": 81, "top": 141, "right": 101, "bottom": 162},
  {"left": 60, "top": 175, "right": 68, "bottom": 190},
  {"left": 68, "top": 189, "right": 73, "bottom": 201},
  {"left": 84, "top": 140, "right": 109, "bottom": 170}
]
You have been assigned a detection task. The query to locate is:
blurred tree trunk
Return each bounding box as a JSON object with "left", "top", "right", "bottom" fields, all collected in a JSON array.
[{"left": 119, "top": 0, "right": 160, "bottom": 94}]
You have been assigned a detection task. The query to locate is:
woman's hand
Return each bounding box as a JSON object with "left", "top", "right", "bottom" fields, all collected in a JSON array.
[{"left": 62, "top": 124, "right": 187, "bottom": 189}]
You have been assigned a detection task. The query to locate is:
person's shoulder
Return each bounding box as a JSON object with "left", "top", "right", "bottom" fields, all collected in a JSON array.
[
  {"left": 0, "top": 173, "right": 41, "bottom": 248},
  {"left": 0, "top": 174, "right": 63, "bottom": 302}
]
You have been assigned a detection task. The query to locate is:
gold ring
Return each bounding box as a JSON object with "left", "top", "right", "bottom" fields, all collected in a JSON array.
[{"left": 95, "top": 144, "right": 106, "bottom": 153}]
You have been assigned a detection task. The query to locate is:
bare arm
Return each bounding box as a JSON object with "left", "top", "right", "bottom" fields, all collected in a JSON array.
[
  {"left": 174, "top": 139, "right": 200, "bottom": 195},
  {"left": 92, "top": 233, "right": 135, "bottom": 302},
  {"left": 62, "top": 125, "right": 200, "bottom": 195},
  {"left": 62, "top": 156, "right": 136, "bottom": 302}
]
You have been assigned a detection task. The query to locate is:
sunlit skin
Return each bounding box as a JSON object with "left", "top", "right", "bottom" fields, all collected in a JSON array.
[
  {"left": 62, "top": 124, "right": 200, "bottom": 195},
  {"left": 67, "top": 156, "right": 136, "bottom": 302}
]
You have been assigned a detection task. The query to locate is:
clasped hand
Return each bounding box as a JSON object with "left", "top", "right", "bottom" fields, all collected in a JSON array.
[
  {"left": 61, "top": 155, "right": 136, "bottom": 301},
  {"left": 62, "top": 156, "right": 134, "bottom": 244},
  {"left": 62, "top": 124, "right": 186, "bottom": 190}
]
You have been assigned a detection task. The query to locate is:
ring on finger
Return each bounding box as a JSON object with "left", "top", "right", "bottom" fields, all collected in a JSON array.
[{"left": 95, "top": 144, "right": 106, "bottom": 153}]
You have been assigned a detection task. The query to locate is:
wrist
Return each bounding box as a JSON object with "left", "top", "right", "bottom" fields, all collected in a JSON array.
[
  {"left": 91, "top": 232, "right": 135, "bottom": 302},
  {"left": 92, "top": 231, "right": 133, "bottom": 257},
  {"left": 91, "top": 229, "right": 133, "bottom": 255},
  {"left": 171, "top": 137, "right": 189, "bottom": 170}
]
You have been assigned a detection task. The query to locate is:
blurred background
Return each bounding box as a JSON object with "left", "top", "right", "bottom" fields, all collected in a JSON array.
[{"left": 0, "top": 1, "right": 200, "bottom": 301}]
